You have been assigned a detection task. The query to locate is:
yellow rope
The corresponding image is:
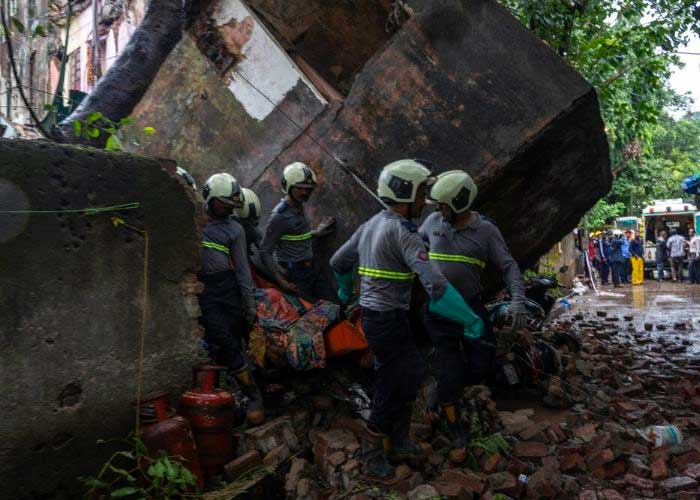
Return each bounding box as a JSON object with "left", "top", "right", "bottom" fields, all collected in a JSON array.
[{"left": 112, "top": 217, "right": 150, "bottom": 436}]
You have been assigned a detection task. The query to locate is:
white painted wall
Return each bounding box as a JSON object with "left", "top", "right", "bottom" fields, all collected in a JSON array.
[{"left": 211, "top": 0, "right": 325, "bottom": 121}]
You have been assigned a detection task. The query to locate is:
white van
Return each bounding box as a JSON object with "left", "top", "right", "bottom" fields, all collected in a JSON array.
[{"left": 642, "top": 199, "right": 696, "bottom": 272}]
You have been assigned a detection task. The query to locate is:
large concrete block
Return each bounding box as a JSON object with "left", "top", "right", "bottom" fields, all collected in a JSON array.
[
  {"left": 0, "top": 140, "right": 204, "bottom": 498},
  {"left": 252, "top": 0, "right": 611, "bottom": 269}
]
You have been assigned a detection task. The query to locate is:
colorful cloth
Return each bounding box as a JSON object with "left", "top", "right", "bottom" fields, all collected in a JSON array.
[
  {"left": 286, "top": 302, "right": 339, "bottom": 370},
  {"left": 250, "top": 288, "right": 338, "bottom": 370}
]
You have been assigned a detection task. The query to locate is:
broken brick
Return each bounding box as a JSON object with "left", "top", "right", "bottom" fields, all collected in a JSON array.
[
  {"left": 586, "top": 448, "right": 615, "bottom": 469},
  {"left": 440, "top": 469, "right": 484, "bottom": 495},
  {"left": 225, "top": 450, "right": 262, "bottom": 481},
  {"left": 514, "top": 441, "right": 549, "bottom": 458},
  {"left": 651, "top": 456, "right": 670, "bottom": 480},
  {"left": 560, "top": 453, "right": 585, "bottom": 472},
  {"left": 483, "top": 453, "right": 503, "bottom": 473}
]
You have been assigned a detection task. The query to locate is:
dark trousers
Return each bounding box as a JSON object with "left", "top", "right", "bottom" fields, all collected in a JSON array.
[
  {"left": 624, "top": 258, "right": 631, "bottom": 282},
  {"left": 600, "top": 261, "right": 610, "bottom": 284},
  {"left": 282, "top": 260, "right": 335, "bottom": 303},
  {"left": 671, "top": 256, "right": 684, "bottom": 281},
  {"left": 691, "top": 258, "right": 700, "bottom": 283},
  {"left": 611, "top": 261, "right": 624, "bottom": 286},
  {"left": 423, "top": 299, "right": 495, "bottom": 405},
  {"left": 362, "top": 308, "right": 426, "bottom": 435},
  {"left": 656, "top": 260, "right": 665, "bottom": 280},
  {"left": 198, "top": 271, "right": 247, "bottom": 373}
]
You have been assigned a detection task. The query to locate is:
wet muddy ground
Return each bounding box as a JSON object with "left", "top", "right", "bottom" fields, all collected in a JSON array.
[{"left": 571, "top": 281, "right": 700, "bottom": 355}]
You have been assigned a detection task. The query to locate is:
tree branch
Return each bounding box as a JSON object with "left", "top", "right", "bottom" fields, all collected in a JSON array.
[
  {"left": 54, "top": 0, "right": 187, "bottom": 144},
  {"left": 0, "top": 0, "right": 51, "bottom": 138}
]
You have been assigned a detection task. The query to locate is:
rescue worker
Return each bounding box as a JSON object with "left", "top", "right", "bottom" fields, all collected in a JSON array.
[
  {"left": 233, "top": 187, "right": 263, "bottom": 256},
  {"left": 198, "top": 173, "right": 264, "bottom": 425},
  {"left": 260, "top": 162, "right": 336, "bottom": 300},
  {"left": 420, "top": 170, "right": 527, "bottom": 463},
  {"left": 330, "top": 159, "right": 484, "bottom": 481}
]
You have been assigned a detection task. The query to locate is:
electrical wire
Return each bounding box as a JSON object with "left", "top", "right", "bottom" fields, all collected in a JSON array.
[{"left": 231, "top": 68, "right": 389, "bottom": 210}]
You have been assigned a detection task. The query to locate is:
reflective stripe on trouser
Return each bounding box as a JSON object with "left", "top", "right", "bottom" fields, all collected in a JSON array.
[
  {"left": 280, "top": 232, "right": 312, "bottom": 241},
  {"left": 202, "top": 240, "right": 230, "bottom": 254},
  {"left": 428, "top": 252, "right": 486, "bottom": 269},
  {"left": 358, "top": 267, "right": 414, "bottom": 280},
  {"left": 362, "top": 308, "right": 426, "bottom": 435}
]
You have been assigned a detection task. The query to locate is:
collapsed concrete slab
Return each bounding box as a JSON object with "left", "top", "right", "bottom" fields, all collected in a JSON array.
[
  {"left": 128, "top": 0, "right": 610, "bottom": 272},
  {"left": 0, "top": 139, "right": 204, "bottom": 498}
]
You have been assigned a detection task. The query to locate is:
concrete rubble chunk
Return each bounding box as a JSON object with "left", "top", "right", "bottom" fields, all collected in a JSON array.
[
  {"left": 526, "top": 465, "right": 563, "bottom": 499},
  {"left": 661, "top": 476, "right": 698, "bottom": 492},
  {"left": 407, "top": 484, "right": 439, "bottom": 500},
  {"left": 262, "top": 443, "right": 291, "bottom": 469},
  {"left": 284, "top": 457, "right": 314, "bottom": 496},
  {"left": 239, "top": 416, "right": 300, "bottom": 454},
  {"left": 487, "top": 471, "right": 518, "bottom": 496}
]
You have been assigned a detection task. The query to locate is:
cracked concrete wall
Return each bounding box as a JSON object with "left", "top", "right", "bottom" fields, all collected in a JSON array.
[
  {"left": 0, "top": 140, "right": 206, "bottom": 499},
  {"left": 127, "top": 0, "right": 327, "bottom": 188}
]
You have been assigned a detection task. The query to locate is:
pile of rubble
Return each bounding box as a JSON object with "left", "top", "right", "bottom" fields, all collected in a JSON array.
[{"left": 217, "top": 308, "right": 700, "bottom": 500}]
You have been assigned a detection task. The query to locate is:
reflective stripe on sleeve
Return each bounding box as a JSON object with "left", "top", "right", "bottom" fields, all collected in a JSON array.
[
  {"left": 203, "top": 240, "right": 230, "bottom": 255},
  {"left": 280, "top": 232, "right": 312, "bottom": 241}
]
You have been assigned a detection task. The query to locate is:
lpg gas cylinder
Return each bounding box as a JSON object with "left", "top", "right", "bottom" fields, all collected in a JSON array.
[
  {"left": 180, "top": 365, "right": 235, "bottom": 478},
  {"left": 137, "top": 392, "right": 203, "bottom": 488}
]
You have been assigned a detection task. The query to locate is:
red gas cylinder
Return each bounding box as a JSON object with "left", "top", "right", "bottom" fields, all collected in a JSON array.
[
  {"left": 136, "top": 392, "right": 204, "bottom": 488},
  {"left": 180, "top": 365, "right": 235, "bottom": 478}
]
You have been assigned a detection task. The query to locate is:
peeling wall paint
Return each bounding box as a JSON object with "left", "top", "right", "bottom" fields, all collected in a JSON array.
[{"left": 209, "top": 0, "right": 326, "bottom": 121}]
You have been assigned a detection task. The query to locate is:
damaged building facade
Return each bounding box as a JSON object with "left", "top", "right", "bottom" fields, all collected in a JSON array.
[{"left": 1, "top": 0, "right": 612, "bottom": 497}]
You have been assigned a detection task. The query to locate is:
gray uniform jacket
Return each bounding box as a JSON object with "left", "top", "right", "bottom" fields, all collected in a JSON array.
[
  {"left": 260, "top": 200, "right": 313, "bottom": 273},
  {"left": 234, "top": 216, "right": 262, "bottom": 256},
  {"left": 419, "top": 211, "right": 524, "bottom": 305},
  {"left": 330, "top": 210, "right": 447, "bottom": 311},
  {"left": 201, "top": 217, "right": 256, "bottom": 310}
]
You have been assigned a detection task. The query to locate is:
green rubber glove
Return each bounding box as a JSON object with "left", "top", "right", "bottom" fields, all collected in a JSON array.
[
  {"left": 429, "top": 283, "right": 484, "bottom": 340},
  {"left": 333, "top": 270, "right": 354, "bottom": 305}
]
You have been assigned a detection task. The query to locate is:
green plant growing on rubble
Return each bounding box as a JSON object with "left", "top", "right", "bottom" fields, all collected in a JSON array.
[{"left": 80, "top": 435, "right": 199, "bottom": 499}]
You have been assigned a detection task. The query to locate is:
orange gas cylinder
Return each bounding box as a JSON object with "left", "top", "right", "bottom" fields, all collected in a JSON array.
[
  {"left": 180, "top": 365, "right": 235, "bottom": 478},
  {"left": 137, "top": 392, "right": 203, "bottom": 488}
]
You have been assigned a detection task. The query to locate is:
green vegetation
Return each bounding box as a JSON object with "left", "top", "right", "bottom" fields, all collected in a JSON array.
[{"left": 500, "top": 0, "right": 700, "bottom": 224}]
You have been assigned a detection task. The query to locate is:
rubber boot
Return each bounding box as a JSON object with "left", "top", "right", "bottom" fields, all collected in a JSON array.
[
  {"left": 389, "top": 404, "right": 423, "bottom": 462},
  {"left": 233, "top": 364, "right": 265, "bottom": 425},
  {"left": 360, "top": 423, "right": 396, "bottom": 482},
  {"left": 443, "top": 402, "right": 467, "bottom": 463}
]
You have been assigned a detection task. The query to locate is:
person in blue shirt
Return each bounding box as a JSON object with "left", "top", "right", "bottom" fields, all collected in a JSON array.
[
  {"left": 621, "top": 231, "right": 631, "bottom": 283},
  {"left": 610, "top": 231, "right": 625, "bottom": 287}
]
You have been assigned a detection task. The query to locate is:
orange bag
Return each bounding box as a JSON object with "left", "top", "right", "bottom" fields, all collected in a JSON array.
[{"left": 325, "top": 309, "right": 369, "bottom": 358}]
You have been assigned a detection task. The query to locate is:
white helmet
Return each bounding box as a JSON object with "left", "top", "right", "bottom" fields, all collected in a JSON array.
[
  {"left": 429, "top": 170, "right": 478, "bottom": 213},
  {"left": 281, "top": 162, "right": 317, "bottom": 193},
  {"left": 234, "top": 187, "right": 261, "bottom": 221},
  {"left": 202, "top": 173, "right": 244, "bottom": 208},
  {"left": 377, "top": 159, "right": 434, "bottom": 204},
  {"left": 612, "top": 229, "right": 623, "bottom": 237},
  {"left": 176, "top": 166, "right": 197, "bottom": 190}
]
